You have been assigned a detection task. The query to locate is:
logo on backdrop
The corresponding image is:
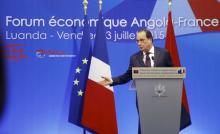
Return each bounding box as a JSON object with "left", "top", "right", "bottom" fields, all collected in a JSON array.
[
  {"left": 1, "top": 44, "right": 76, "bottom": 61},
  {"left": 2, "top": 44, "right": 28, "bottom": 61},
  {"left": 35, "top": 49, "right": 76, "bottom": 59}
]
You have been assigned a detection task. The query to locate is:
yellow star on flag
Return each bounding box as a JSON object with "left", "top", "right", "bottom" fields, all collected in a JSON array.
[
  {"left": 75, "top": 67, "right": 81, "bottom": 73},
  {"left": 82, "top": 58, "right": 88, "bottom": 64},
  {"left": 73, "top": 79, "right": 79, "bottom": 85},
  {"left": 78, "top": 90, "right": 84, "bottom": 96}
]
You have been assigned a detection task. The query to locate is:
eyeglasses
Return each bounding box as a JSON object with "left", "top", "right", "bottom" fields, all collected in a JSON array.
[{"left": 136, "top": 38, "right": 147, "bottom": 43}]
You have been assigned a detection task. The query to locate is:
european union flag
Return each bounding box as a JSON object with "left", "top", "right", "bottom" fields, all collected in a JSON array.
[{"left": 68, "top": 15, "right": 92, "bottom": 128}]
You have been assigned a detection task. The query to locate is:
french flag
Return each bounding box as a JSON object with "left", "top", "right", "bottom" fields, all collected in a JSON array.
[{"left": 81, "top": 12, "right": 118, "bottom": 134}]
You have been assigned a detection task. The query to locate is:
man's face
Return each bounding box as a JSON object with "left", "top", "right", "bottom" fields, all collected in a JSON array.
[{"left": 136, "top": 31, "right": 152, "bottom": 52}]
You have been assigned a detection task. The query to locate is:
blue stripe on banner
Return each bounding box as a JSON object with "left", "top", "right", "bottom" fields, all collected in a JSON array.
[{"left": 93, "top": 12, "right": 109, "bottom": 64}]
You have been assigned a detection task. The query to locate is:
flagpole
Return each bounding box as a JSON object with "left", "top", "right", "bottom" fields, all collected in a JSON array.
[
  {"left": 99, "top": 0, "right": 102, "bottom": 12},
  {"left": 83, "top": 0, "right": 88, "bottom": 15},
  {"left": 82, "top": 0, "right": 88, "bottom": 132},
  {"left": 168, "top": 0, "right": 172, "bottom": 11}
]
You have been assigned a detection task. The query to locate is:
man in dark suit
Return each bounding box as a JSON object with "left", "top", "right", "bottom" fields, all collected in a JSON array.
[
  {"left": 99, "top": 28, "right": 172, "bottom": 86},
  {"left": 99, "top": 28, "right": 173, "bottom": 134}
]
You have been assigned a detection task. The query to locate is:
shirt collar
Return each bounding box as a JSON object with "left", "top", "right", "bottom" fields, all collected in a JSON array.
[{"left": 143, "top": 46, "right": 154, "bottom": 55}]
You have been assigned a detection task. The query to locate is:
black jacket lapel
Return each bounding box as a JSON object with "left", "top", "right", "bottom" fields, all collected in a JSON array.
[
  {"left": 154, "top": 47, "right": 161, "bottom": 67},
  {"left": 137, "top": 51, "right": 145, "bottom": 66}
]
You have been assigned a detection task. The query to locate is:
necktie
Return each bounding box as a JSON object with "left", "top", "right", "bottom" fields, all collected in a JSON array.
[{"left": 144, "top": 52, "right": 151, "bottom": 67}]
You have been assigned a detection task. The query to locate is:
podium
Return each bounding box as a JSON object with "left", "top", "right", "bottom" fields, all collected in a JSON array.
[{"left": 132, "top": 67, "right": 186, "bottom": 134}]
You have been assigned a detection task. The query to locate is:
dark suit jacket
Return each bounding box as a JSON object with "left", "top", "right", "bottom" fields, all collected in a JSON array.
[{"left": 112, "top": 47, "right": 173, "bottom": 86}]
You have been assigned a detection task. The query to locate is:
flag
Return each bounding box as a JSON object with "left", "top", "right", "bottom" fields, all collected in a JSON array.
[
  {"left": 81, "top": 12, "right": 118, "bottom": 134},
  {"left": 68, "top": 15, "right": 93, "bottom": 130},
  {"left": 165, "top": 11, "right": 192, "bottom": 130}
]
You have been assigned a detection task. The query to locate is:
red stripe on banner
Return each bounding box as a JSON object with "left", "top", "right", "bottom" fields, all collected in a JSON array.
[
  {"left": 166, "top": 11, "right": 190, "bottom": 114},
  {"left": 188, "top": 0, "right": 220, "bottom": 32},
  {"left": 82, "top": 80, "right": 118, "bottom": 134}
]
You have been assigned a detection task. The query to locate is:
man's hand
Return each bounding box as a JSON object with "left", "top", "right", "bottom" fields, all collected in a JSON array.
[{"left": 98, "top": 76, "right": 113, "bottom": 86}]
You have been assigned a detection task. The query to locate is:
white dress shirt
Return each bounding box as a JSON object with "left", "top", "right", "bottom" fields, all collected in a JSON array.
[{"left": 143, "top": 46, "right": 154, "bottom": 67}]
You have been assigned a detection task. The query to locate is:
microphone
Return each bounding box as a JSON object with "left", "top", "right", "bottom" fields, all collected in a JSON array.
[{"left": 151, "top": 56, "right": 154, "bottom": 61}]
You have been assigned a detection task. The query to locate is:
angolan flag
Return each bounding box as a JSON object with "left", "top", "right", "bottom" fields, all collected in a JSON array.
[
  {"left": 81, "top": 12, "right": 118, "bottom": 134},
  {"left": 165, "top": 11, "right": 191, "bottom": 130}
]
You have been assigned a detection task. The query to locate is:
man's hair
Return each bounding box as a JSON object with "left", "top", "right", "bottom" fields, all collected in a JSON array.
[{"left": 137, "top": 28, "right": 153, "bottom": 42}]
